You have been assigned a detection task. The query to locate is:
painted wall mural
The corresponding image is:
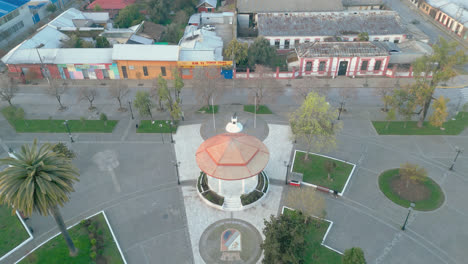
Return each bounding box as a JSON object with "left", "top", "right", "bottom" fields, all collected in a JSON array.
[{"left": 57, "top": 63, "right": 120, "bottom": 80}]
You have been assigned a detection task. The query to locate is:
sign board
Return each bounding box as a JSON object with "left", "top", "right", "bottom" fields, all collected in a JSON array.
[{"left": 178, "top": 61, "right": 232, "bottom": 68}]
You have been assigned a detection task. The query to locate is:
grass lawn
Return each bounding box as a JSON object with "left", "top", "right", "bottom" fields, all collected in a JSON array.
[
  {"left": 20, "top": 213, "right": 124, "bottom": 264},
  {"left": 136, "top": 120, "right": 178, "bottom": 133},
  {"left": 0, "top": 207, "right": 30, "bottom": 258},
  {"left": 293, "top": 151, "right": 354, "bottom": 192},
  {"left": 197, "top": 105, "right": 218, "bottom": 114},
  {"left": 243, "top": 105, "right": 273, "bottom": 114},
  {"left": 283, "top": 208, "right": 342, "bottom": 264},
  {"left": 379, "top": 169, "right": 445, "bottom": 211},
  {"left": 372, "top": 112, "right": 468, "bottom": 135}
]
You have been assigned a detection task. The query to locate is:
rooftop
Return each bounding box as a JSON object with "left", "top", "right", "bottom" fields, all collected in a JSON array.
[
  {"left": 237, "top": 0, "right": 344, "bottom": 13},
  {"left": 48, "top": 8, "right": 86, "bottom": 28},
  {"left": 426, "top": 0, "right": 468, "bottom": 26},
  {"left": 388, "top": 40, "right": 433, "bottom": 64},
  {"left": 3, "top": 48, "right": 114, "bottom": 64},
  {"left": 296, "top": 41, "right": 389, "bottom": 57},
  {"left": 342, "top": 0, "right": 383, "bottom": 6},
  {"left": 87, "top": 0, "right": 136, "bottom": 10},
  {"left": 179, "top": 49, "right": 217, "bottom": 61},
  {"left": 197, "top": 0, "right": 217, "bottom": 8},
  {"left": 179, "top": 26, "right": 223, "bottom": 60},
  {"left": 112, "top": 44, "right": 179, "bottom": 61},
  {"left": 135, "top": 21, "right": 165, "bottom": 41},
  {"left": 258, "top": 11, "right": 405, "bottom": 37},
  {"left": 0, "top": 0, "right": 28, "bottom": 18}
]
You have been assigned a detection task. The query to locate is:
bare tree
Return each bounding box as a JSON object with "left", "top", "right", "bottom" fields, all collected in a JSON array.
[
  {"left": 0, "top": 76, "right": 18, "bottom": 106},
  {"left": 47, "top": 80, "right": 67, "bottom": 110},
  {"left": 337, "top": 85, "right": 358, "bottom": 120},
  {"left": 373, "top": 86, "right": 395, "bottom": 112},
  {"left": 151, "top": 77, "right": 165, "bottom": 111},
  {"left": 192, "top": 67, "right": 224, "bottom": 108},
  {"left": 248, "top": 64, "right": 282, "bottom": 111},
  {"left": 284, "top": 187, "right": 326, "bottom": 218},
  {"left": 79, "top": 87, "right": 98, "bottom": 110},
  {"left": 108, "top": 80, "right": 129, "bottom": 111},
  {"left": 294, "top": 77, "right": 328, "bottom": 104}
]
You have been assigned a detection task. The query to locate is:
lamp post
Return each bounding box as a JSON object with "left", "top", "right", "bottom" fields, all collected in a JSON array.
[
  {"left": 166, "top": 121, "right": 174, "bottom": 143},
  {"left": 284, "top": 161, "right": 290, "bottom": 185},
  {"left": 63, "top": 120, "right": 74, "bottom": 143},
  {"left": 338, "top": 101, "right": 345, "bottom": 120},
  {"left": 254, "top": 92, "right": 257, "bottom": 129},
  {"left": 449, "top": 146, "right": 463, "bottom": 171},
  {"left": 173, "top": 161, "right": 181, "bottom": 185},
  {"left": 159, "top": 124, "right": 164, "bottom": 144},
  {"left": 401, "top": 202, "right": 415, "bottom": 231},
  {"left": 128, "top": 101, "right": 134, "bottom": 119}
]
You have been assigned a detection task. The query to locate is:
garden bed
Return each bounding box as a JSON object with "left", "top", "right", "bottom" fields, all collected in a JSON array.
[
  {"left": 197, "top": 172, "right": 224, "bottom": 206},
  {"left": 197, "top": 105, "right": 219, "bottom": 114},
  {"left": 292, "top": 151, "right": 355, "bottom": 193},
  {"left": 243, "top": 105, "right": 273, "bottom": 114},
  {"left": 378, "top": 169, "right": 445, "bottom": 211},
  {"left": 19, "top": 212, "right": 126, "bottom": 264},
  {"left": 136, "top": 120, "right": 178, "bottom": 133},
  {"left": 0, "top": 207, "right": 32, "bottom": 260},
  {"left": 240, "top": 172, "right": 269, "bottom": 206}
]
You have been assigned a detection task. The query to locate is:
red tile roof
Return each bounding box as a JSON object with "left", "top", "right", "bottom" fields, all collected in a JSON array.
[{"left": 87, "top": 0, "right": 136, "bottom": 10}]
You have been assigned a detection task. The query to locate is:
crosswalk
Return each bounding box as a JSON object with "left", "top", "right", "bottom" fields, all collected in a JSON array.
[{"left": 461, "top": 88, "right": 468, "bottom": 103}]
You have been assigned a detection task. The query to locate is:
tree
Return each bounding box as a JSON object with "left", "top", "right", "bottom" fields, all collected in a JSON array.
[
  {"left": 46, "top": 4, "right": 57, "bottom": 13},
  {"left": 114, "top": 4, "right": 144, "bottom": 28},
  {"left": 290, "top": 91, "right": 342, "bottom": 160},
  {"left": 108, "top": 80, "right": 129, "bottom": 111},
  {"left": 343, "top": 247, "right": 366, "bottom": 264},
  {"left": 193, "top": 67, "right": 223, "bottom": 108},
  {"left": 151, "top": 77, "right": 165, "bottom": 111},
  {"left": 373, "top": 87, "right": 395, "bottom": 112},
  {"left": 93, "top": 4, "right": 103, "bottom": 11},
  {"left": 428, "top": 96, "right": 449, "bottom": 128},
  {"left": 52, "top": 142, "right": 76, "bottom": 159},
  {"left": 79, "top": 87, "right": 97, "bottom": 110},
  {"left": 294, "top": 77, "right": 328, "bottom": 104},
  {"left": 155, "top": 74, "right": 180, "bottom": 121},
  {"left": 133, "top": 91, "right": 154, "bottom": 118},
  {"left": 385, "top": 108, "right": 396, "bottom": 130},
  {"left": 261, "top": 211, "right": 311, "bottom": 264},
  {"left": 324, "top": 160, "right": 337, "bottom": 181},
  {"left": 223, "top": 38, "right": 248, "bottom": 67},
  {"left": 249, "top": 65, "right": 280, "bottom": 111},
  {"left": 95, "top": 36, "right": 110, "bottom": 48},
  {"left": 399, "top": 163, "right": 427, "bottom": 188},
  {"left": 388, "top": 88, "right": 415, "bottom": 128},
  {"left": 162, "top": 23, "right": 184, "bottom": 44},
  {"left": 47, "top": 80, "right": 67, "bottom": 110},
  {"left": 284, "top": 187, "right": 326, "bottom": 218},
  {"left": 0, "top": 76, "right": 18, "bottom": 106},
  {"left": 172, "top": 68, "right": 184, "bottom": 103},
  {"left": 100, "top": 113, "right": 108, "bottom": 126},
  {"left": 338, "top": 86, "right": 358, "bottom": 120},
  {"left": 393, "top": 38, "right": 467, "bottom": 127},
  {"left": 247, "top": 37, "right": 277, "bottom": 68},
  {"left": 146, "top": 0, "right": 170, "bottom": 24},
  {"left": 0, "top": 140, "right": 80, "bottom": 256},
  {"left": 63, "top": 34, "right": 94, "bottom": 48},
  {"left": 357, "top": 32, "right": 369, "bottom": 41}
]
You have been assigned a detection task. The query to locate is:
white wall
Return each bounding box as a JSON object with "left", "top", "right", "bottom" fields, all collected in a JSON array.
[
  {"left": 300, "top": 56, "right": 388, "bottom": 77},
  {"left": 0, "top": 5, "right": 35, "bottom": 48}
]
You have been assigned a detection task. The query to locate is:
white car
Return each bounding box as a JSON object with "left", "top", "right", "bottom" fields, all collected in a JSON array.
[{"left": 203, "top": 25, "right": 215, "bottom": 31}]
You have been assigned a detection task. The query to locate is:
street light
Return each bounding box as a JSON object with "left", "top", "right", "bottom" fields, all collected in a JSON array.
[
  {"left": 159, "top": 124, "right": 164, "bottom": 144},
  {"left": 166, "top": 121, "right": 174, "bottom": 143},
  {"left": 173, "top": 161, "right": 181, "bottom": 185},
  {"left": 63, "top": 120, "right": 74, "bottom": 143},
  {"left": 338, "top": 101, "right": 345, "bottom": 120},
  {"left": 284, "top": 161, "right": 290, "bottom": 185},
  {"left": 449, "top": 146, "right": 463, "bottom": 171},
  {"left": 401, "top": 202, "right": 415, "bottom": 231},
  {"left": 128, "top": 101, "right": 134, "bottom": 119}
]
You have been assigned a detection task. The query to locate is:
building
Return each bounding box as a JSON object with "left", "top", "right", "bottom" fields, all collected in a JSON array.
[
  {"left": 126, "top": 21, "right": 165, "bottom": 44},
  {"left": 258, "top": 11, "right": 406, "bottom": 50},
  {"left": 294, "top": 42, "right": 390, "bottom": 77},
  {"left": 86, "top": 0, "right": 136, "bottom": 17},
  {"left": 342, "top": 0, "right": 383, "bottom": 10},
  {"left": 380, "top": 40, "right": 433, "bottom": 77},
  {"left": 112, "top": 44, "right": 179, "bottom": 79},
  {"left": 419, "top": 0, "right": 468, "bottom": 40},
  {"left": 197, "top": 0, "right": 217, "bottom": 13}
]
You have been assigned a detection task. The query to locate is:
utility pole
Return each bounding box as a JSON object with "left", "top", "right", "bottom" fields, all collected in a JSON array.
[
  {"left": 449, "top": 147, "right": 463, "bottom": 171},
  {"left": 35, "top": 48, "right": 51, "bottom": 85},
  {"left": 211, "top": 96, "right": 216, "bottom": 131},
  {"left": 128, "top": 101, "right": 134, "bottom": 119}
]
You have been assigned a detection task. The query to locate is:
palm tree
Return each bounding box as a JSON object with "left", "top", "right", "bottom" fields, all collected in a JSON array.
[{"left": 0, "top": 140, "right": 80, "bottom": 256}]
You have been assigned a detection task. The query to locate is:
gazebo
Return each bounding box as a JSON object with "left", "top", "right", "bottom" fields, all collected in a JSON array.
[{"left": 196, "top": 133, "right": 270, "bottom": 208}]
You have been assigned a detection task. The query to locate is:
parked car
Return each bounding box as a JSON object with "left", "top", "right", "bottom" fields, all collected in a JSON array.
[{"left": 203, "top": 25, "right": 215, "bottom": 31}]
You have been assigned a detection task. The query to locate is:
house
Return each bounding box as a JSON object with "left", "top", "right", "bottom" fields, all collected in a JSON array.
[
  {"left": 112, "top": 44, "right": 179, "bottom": 79},
  {"left": 126, "top": 21, "right": 165, "bottom": 44},
  {"left": 380, "top": 40, "right": 433, "bottom": 77},
  {"left": 418, "top": 0, "right": 468, "bottom": 40},
  {"left": 294, "top": 42, "right": 390, "bottom": 77},
  {"left": 257, "top": 11, "right": 406, "bottom": 50},
  {"left": 197, "top": 0, "right": 217, "bottom": 13},
  {"left": 342, "top": 0, "right": 383, "bottom": 10},
  {"left": 86, "top": 0, "right": 136, "bottom": 17}
]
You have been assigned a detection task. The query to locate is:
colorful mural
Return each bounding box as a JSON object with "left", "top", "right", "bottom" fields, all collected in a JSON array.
[{"left": 57, "top": 63, "right": 120, "bottom": 80}]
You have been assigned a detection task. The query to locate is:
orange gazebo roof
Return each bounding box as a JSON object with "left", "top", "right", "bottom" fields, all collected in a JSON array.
[{"left": 195, "top": 133, "right": 270, "bottom": 180}]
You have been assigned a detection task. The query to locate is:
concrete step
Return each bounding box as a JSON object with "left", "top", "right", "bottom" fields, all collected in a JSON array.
[{"left": 222, "top": 197, "right": 243, "bottom": 211}]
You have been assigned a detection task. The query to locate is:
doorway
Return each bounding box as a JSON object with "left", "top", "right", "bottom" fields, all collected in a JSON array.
[{"left": 338, "top": 61, "right": 348, "bottom": 76}]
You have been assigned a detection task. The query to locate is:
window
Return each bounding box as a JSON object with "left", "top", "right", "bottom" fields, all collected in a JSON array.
[
  {"left": 361, "top": 61, "right": 368, "bottom": 71},
  {"left": 275, "top": 39, "right": 280, "bottom": 49},
  {"left": 374, "top": 60, "right": 382, "bottom": 71},
  {"left": 394, "top": 38, "right": 400, "bottom": 43},
  {"left": 305, "top": 39, "right": 310, "bottom": 44},
  {"left": 284, "top": 39, "right": 290, "bottom": 49},
  {"left": 82, "top": 69, "right": 89, "bottom": 79},
  {"left": 294, "top": 39, "right": 300, "bottom": 47},
  {"left": 0, "top": 21, "right": 24, "bottom": 39},
  {"left": 143, "top": 66, "right": 148, "bottom": 76},
  {"left": 319, "top": 61, "right": 326, "bottom": 72},
  {"left": 315, "top": 38, "right": 321, "bottom": 42},
  {"left": 373, "top": 37, "right": 379, "bottom": 41},
  {"left": 306, "top": 62, "right": 312, "bottom": 71},
  {"left": 383, "top": 38, "right": 389, "bottom": 42},
  {"left": 161, "top": 66, "right": 166, "bottom": 76},
  {"left": 121, "top": 66, "right": 128, "bottom": 79}
]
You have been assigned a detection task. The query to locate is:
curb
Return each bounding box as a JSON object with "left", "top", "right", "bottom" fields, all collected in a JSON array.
[{"left": 0, "top": 211, "right": 34, "bottom": 262}]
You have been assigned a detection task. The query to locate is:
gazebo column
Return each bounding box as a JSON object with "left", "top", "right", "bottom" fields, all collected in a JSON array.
[
  {"left": 218, "top": 178, "right": 222, "bottom": 195},
  {"left": 242, "top": 179, "right": 245, "bottom": 194}
]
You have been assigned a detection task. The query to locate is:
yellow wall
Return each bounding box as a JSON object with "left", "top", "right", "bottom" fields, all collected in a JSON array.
[{"left": 115, "top": 60, "right": 178, "bottom": 80}]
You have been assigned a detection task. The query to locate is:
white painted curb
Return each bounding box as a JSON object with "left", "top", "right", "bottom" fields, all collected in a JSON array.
[
  {"left": 0, "top": 211, "right": 34, "bottom": 262},
  {"left": 291, "top": 150, "right": 356, "bottom": 196},
  {"left": 15, "top": 211, "right": 127, "bottom": 264}
]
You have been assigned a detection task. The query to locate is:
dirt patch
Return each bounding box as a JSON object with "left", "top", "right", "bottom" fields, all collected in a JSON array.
[{"left": 390, "top": 175, "right": 431, "bottom": 202}]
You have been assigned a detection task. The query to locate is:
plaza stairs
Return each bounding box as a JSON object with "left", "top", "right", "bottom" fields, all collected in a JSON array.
[
  {"left": 461, "top": 87, "right": 468, "bottom": 103},
  {"left": 222, "top": 196, "right": 243, "bottom": 211}
]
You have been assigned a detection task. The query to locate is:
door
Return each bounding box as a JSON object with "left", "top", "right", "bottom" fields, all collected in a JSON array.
[{"left": 338, "top": 61, "right": 348, "bottom": 76}]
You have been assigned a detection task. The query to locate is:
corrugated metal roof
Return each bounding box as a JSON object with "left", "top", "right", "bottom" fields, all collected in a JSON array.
[
  {"left": 258, "top": 11, "right": 405, "bottom": 37},
  {"left": 342, "top": 0, "right": 383, "bottom": 6},
  {"left": 296, "top": 42, "right": 389, "bottom": 57},
  {"left": 179, "top": 49, "right": 216, "bottom": 61},
  {"left": 188, "top": 13, "right": 201, "bottom": 24},
  {"left": 3, "top": 48, "right": 114, "bottom": 64},
  {"left": 112, "top": 44, "right": 179, "bottom": 61},
  {"left": 197, "top": 0, "right": 217, "bottom": 8},
  {"left": 127, "top": 34, "right": 153, "bottom": 44},
  {"left": 82, "top": 12, "right": 109, "bottom": 23},
  {"left": 20, "top": 26, "right": 69, "bottom": 49},
  {"left": 87, "top": 0, "right": 136, "bottom": 10},
  {"left": 0, "top": 0, "right": 28, "bottom": 18},
  {"left": 237, "top": 0, "right": 344, "bottom": 13},
  {"left": 48, "top": 8, "right": 86, "bottom": 28},
  {"left": 425, "top": 0, "right": 468, "bottom": 26}
]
